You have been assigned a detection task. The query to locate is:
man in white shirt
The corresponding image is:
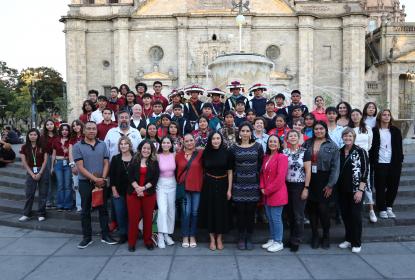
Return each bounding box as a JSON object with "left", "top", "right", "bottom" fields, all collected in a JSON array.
[
  {"left": 104, "top": 110, "right": 142, "bottom": 160},
  {"left": 91, "top": 96, "right": 116, "bottom": 124}
]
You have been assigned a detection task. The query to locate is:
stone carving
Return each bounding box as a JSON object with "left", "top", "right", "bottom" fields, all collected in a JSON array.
[
  {"left": 149, "top": 46, "right": 164, "bottom": 62},
  {"left": 266, "top": 45, "right": 280, "bottom": 61}
]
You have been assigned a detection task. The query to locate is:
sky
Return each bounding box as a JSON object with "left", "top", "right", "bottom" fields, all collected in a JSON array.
[{"left": 0, "top": 0, "right": 414, "bottom": 81}]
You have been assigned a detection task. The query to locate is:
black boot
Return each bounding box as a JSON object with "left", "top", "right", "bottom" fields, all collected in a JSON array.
[
  {"left": 245, "top": 234, "right": 254, "bottom": 250},
  {"left": 311, "top": 235, "right": 319, "bottom": 249}
]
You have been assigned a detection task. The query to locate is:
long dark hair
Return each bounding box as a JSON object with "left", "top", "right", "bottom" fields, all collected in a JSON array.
[
  {"left": 336, "top": 101, "right": 352, "bottom": 121},
  {"left": 265, "top": 134, "right": 283, "bottom": 155},
  {"left": 58, "top": 123, "right": 71, "bottom": 138},
  {"left": 23, "top": 128, "right": 42, "bottom": 156},
  {"left": 82, "top": 100, "right": 95, "bottom": 114},
  {"left": 204, "top": 131, "right": 225, "bottom": 152},
  {"left": 157, "top": 136, "right": 174, "bottom": 153},
  {"left": 124, "top": 91, "right": 137, "bottom": 106},
  {"left": 312, "top": 120, "right": 330, "bottom": 139},
  {"left": 304, "top": 113, "right": 316, "bottom": 128},
  {"left": 42, "top": 119, "right": 57, "bottom": 137},
  {"left": 134, "top": 139, "right": 157, "bottom": 164},
  {"left": 236, "top": 121, "right": 255, "bottom": 144},
  {"left": 168, "top": 121, "right": 181, "bottom": 137},
  {"left": 70, "top": 119, "right": 85, "bottom": 139},
  {"left": 145, "top": 123, "right": 160, "bottom": 142},
  {"left": 363, "top": 102, "right": 378, "bottom": 120},
  {"left": 349, "top": 109, "right": 367, "bottom": 134}
]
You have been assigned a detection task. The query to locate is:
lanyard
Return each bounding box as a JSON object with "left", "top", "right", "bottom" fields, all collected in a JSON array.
[{"left": 32, "top": 147, "right": 37, "bottom": 167}]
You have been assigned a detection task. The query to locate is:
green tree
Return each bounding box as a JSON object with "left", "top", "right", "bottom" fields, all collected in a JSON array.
[
  {"left": 17, "top": 67, "right": 66, "bottom": 123},
  {"left": 0, "top": 61, "right": 18, "bottom": 124}
]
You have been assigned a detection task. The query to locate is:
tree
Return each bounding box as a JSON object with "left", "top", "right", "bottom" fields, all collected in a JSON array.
[
  {"left": 0, "top": 61, "right": 18, "bottom": 124},
  {"left": 17, "top": 66, "right": 66, "bottom": 124}
]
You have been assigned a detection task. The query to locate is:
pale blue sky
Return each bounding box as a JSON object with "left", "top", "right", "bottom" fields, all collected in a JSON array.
[{"left": 0, "top": 0, "right": 414, "bottom": 81}]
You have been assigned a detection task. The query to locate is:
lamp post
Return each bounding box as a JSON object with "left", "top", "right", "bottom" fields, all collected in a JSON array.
[
  {"left": 22, "top": 69, "right": 44, "bottom": 129},
  {"left": 232, "top": 0, "right": 250, "bottom": 53}
]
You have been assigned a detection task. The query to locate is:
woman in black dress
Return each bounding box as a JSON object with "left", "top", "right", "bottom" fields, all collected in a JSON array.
[{"left": 201, "top": 132, "right": 233, "bottom": 250}]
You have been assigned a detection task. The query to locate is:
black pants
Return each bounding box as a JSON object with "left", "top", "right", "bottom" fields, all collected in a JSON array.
[
  {"left": 235, "top": 202, "right": 256, "bottom": 235},
  {"left": 338, "top": 191, "right": 363, "bottom": 247},
  {"left": 307, "top": 200, "right": 330, "bottom": 239},
  {"left": 374, "top": 163, "right": 401, "bottom": 211},
  {"left": 23, "top": 173, "right": 48, "bottom": 217},
  {"left": 79, "top": 180, "right": 109, "bottom": 239},
  {"left": 287, "top": 182, "right": 306, "bottom": 245}
]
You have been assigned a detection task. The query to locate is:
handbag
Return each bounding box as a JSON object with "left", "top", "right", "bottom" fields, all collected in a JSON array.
[
  {"left": 92, "top": 187, "right": 104, "bottom": 208},
  {"left": 176, "top": 151, "right": 198, "bottom": 201}
]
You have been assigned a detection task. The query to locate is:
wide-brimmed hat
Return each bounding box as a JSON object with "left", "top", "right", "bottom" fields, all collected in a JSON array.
[
  {"left": 168, "top": 88, "right": 184, "bottom": 100},
  {"left": 207, "top": 88, "right": 226, "bottom": 97},
  {"left": 184, "top": 85, "right": 205, "bottom": 95},
  {"left": 226, "top": 81, "right": 244, "bottom": 90},
  {"left": 248, "top": 83, "right": 268, "bottom": 93}
]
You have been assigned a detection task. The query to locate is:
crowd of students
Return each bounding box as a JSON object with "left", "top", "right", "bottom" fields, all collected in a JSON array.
[{"left": 17, "top": 80, "right": 404, "bottom": 254}]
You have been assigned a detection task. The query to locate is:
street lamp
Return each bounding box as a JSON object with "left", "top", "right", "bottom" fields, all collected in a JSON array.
[
  {"left": 22, "top": 69, "right": 45, "bottom": 129},
  {"left": 232, "top": 0, "right": 250, "bottom": 53}
]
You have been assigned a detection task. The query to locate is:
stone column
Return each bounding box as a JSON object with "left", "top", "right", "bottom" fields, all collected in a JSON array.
[
  {"left": 342, "top": 15, "right": 367, "bottom": 107},
  {"left": 64, "top": 19, "right": 87, "bottom": 121},
  {"left": 177, "top": 16, "right": 188, "bottom": 86},
  {"left": 113, "top": 17, "right": 130, "bottom": 87},
  {"left": 298, "top": 15, "right": 315, "bottom": 107}
]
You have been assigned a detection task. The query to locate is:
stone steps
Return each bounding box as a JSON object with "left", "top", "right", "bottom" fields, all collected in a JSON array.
[
  {"left": 1, "top": 210, "right": 415, "bottom": 243},
  {"left": 0, "top": 155, "right": 414, "bottom": 240}
]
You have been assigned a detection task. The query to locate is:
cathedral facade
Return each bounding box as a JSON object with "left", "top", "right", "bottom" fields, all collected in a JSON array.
[{"left": 62, "top": 0, "right": 414, "bottom": 122}]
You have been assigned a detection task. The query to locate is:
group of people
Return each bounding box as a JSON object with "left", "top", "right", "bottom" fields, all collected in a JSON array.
[{"left": 17, "top": 80, "right": 404, "bottom": 254}]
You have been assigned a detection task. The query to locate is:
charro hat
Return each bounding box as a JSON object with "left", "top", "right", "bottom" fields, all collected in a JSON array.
[
  {"left": 184, "top": 85, "right": 205, "bottom": 95},
  {"left": 168, "top": 88, "right": 184, "bottom": 100},
  {"left": 207, "top": 88, "right": 225, "bottom": 97},
  {"left": 226, "top": 81, "right": 244, "bottom": 90},
  {"left": 248, "top": 83, "right": 268, "bottom": 93}
]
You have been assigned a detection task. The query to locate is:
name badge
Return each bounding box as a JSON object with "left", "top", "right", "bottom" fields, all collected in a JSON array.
[
  {"left": 62, "top": 160, "right": 68, "bottom": 167},
  {"left": 312, "top": 165, "right": 318, "bottom": 174},
  {"left": 32, "top": 167, "right": 39, "bottom": 174}
]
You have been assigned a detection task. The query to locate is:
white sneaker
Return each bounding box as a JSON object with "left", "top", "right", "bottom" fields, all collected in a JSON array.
[
  {"left": 164, "top": 234, "right": 175, "bottom": 246},
  {"left": 261, "top": 239, "right": 274, "bottom": 249},
  {"left": 157, "top": 233, "right": 165, "bottom": 249},
  {"left": 386, "top": 207, "right": 396, "bottom": 218},
  {"left": 338, "top": 241, "right": 351, "bottom": 249},
  {"left": 351, "top": 246, "right": 362, "bottom": 253},
  {"left": 38, "top": 216, "right": 45, "bottom": 222},
  {"left": 369, "top": 210, "right": 378, "bottom": 223},
  {"left": 267, "top": 242, "right": 284, "bottom": 253},
  {"left": 19, "top": 215, "right": 30, "bottom": 222},
  {"left": 379, "top": 211, "right": 388, "bottom": 219}
]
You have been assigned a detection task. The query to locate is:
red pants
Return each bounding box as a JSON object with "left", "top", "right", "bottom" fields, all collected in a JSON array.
[{"left": 127, "top": 193, "right": 156, "bottom": 247}]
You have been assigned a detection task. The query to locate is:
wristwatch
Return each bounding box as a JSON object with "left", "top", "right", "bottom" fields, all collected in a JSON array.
[{"left": 69, "top": 162, "right": 75, "bottom": 168}]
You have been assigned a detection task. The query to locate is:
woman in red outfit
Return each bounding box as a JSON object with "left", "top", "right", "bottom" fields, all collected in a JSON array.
[
  {"left": 175, "top": 133, "right": 203, "bottom": 248},
  {"left": 127, "top": 140, "right": 159, "bottom": 252},
  {"left": 41, "top": 119, "right": 58, "bottom": 209}
]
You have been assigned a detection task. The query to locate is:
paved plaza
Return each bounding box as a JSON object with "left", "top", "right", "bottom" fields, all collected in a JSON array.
[{"left": 0, "top": 226, "right": 414, "bottom": 280}]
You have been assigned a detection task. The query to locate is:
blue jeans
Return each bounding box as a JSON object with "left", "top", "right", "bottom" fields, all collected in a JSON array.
[
  {"left": 265, "top": 205, "right": 284, "bottom": 242},
  {"left": 54, "top": 160, "right": 72, "bottom": 209},
  {"left": 45, "top": 155, "right": 56, "bottom": 206},
  {"left": 112, "top": 195, "right": 127, "bottom": 236},
  {"left": 181, "top": 191, "right": 200, "bottom": 237}
]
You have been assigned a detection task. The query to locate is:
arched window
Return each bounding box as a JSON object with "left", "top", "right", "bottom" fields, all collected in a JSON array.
[{"left": 212, "top": 34, "right": 217, "bottom": 41}]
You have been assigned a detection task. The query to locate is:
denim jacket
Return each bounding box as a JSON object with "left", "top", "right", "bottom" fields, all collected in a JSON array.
[{"left": 303, "top": 138, "right": 340, "bottom": 188}]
